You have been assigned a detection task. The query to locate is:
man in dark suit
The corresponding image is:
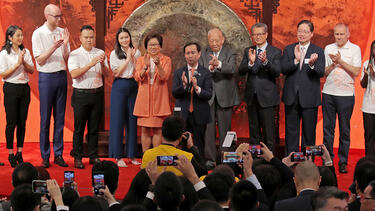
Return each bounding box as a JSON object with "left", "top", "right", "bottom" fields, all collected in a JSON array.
[
  {"left": 281, "top": 20, "right": 325, "bottom": 155},
  {"left": 199, "top": 27, "right": 240, "bottom": 168},
  {"left": 274, "top": 161, "right": 321, "bottom": 211},
  {"left": 239, "top": 22, "right": 281, "bottom": 151},
  {"left": 172, "top": 42, "right": 213, "bottom": 157}
]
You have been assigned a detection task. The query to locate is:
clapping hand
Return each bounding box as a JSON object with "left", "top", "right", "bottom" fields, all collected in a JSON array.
[
  {"left": 294, "top": 44, "right": 301, "bottom": 61},
  {"left": 258, "top": 50, "right": 267, "bottom": 63},
  {"left": 248, "top": 48, "right": 256, "bottom": 64},
  {"left": 309, "top": 53, "right": 318, "bottom": 66}
]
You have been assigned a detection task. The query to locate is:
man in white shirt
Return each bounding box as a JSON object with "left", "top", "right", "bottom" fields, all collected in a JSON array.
[
  {"left": 68, "top": 25, "right": 108, "bottom": 169},
  {"left": 322, "top": 23, "right": 361, "bottom": 174},
  {"left": 32, "top": 4, "right": 70, "bottom": 168}
]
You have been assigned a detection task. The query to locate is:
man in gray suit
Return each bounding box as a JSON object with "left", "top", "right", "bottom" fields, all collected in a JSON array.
[{"left": 199, "top": 28, "right": 240, "bottom": 169}]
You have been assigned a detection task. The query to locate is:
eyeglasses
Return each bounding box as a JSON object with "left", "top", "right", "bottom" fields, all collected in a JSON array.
[
  {"left": 252, "top": 33, "right": 266, "bottom": 37},
  {"left": 48, "top": 14, "right": 63, "bottom": 19}
]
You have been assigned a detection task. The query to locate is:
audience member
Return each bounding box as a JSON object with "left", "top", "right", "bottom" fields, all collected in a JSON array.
[
  {"left": 121, "top": 169, "right": 151, "bottom": 207},
  {"left": 229, "top": 180, "right": 258, "bottom": 211},
  {"left": 274, "top": 161, "right": 321, "bottom": 211},
  {"left": 361, "top": 180, "right": 375, "bottom": 211},
  {"left": 70, "top": 196, "right": 103, "bottom": 211},
  {"left": 192, "top": 200, "right": 224, "bottom": 211},
  {"left": 311, "top": 186, "right": 348, "bottom": 211},
  {"left": 10, "top": 184, "right": 41, "bottom": 211}
]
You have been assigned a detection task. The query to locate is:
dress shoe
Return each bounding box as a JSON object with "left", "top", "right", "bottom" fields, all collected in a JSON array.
[
  {"left": 15, "top": 152, "right": 23, "bottom": 164},
  {"left": 54, "top": 156, "right": 68, "bottom": 167},
  {"left": 89, "top": 157, "right": 101, "bottom": 165},
  {"left": 42, "top": 159, "right": 50, "bottom": 168},
  {"left": 74, "top": 159, "right": 85, "bottom": 169},
  {"left": 8, "top": 154, "right": 17, "bottom": 168},
  {"left": 339, "top": 163, "right": 348, "bottom": 173}
]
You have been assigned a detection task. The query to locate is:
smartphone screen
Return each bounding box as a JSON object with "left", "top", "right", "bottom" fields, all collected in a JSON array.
[
  {"left": 157, "top": 156, "right": 178, "bottom": 166},
  {"left": 32, "top": 180, "right": 48, "bottom": 194},
  {"left": 64, "top": 171, "right": 74, "bottom": 187},
  {"left": 305, "top": 146, "right": 323, "bottom": 156},
  {"left": 291, "top": 152, "right": 306, "bottom": 162},
  {"left": 249, "top": 145, "right": 263, "bottom": 156},
  {"left": 222, "top": 152, "right": 242, "bottom": 164},
  {"left": 92, "top": 172, "right": 105, "bottom": 195}
]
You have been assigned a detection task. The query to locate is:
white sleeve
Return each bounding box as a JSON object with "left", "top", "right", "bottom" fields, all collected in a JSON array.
[
  {"left": 68, "top": 51, "right": 80, "bottom": 72},
  {"left": 361, "top": 60, "right": 369, "bottom": 80},
  {"left": 110, "top": 51, "right": 119, "bottom": 71},
  {"left": 24, "top": 49, "right": 34, "bottom": 67},
  {"left": 324, "top": 45, "right": 332, "bottom": 68},
  {"left": 31, "top": 30, "right": 43, "bottom": 57},
  {"left": 353, "top": 46, "right": 362, "bottom": 67},
  {"left": 0, "top": 51, "right": 7, "bottom": 73}
]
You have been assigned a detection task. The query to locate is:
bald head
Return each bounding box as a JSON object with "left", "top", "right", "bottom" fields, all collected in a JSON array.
[
  {"left": 208, "top": 28, "right": 224, "bottom": 52},
  {"left": 44, "top": 4, "right": 62, "bottom": 29},
  {"left": 295, "top": 161, "right": 320, "bottom": 184}
]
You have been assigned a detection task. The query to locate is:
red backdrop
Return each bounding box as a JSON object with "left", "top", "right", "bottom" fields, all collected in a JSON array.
[{"left": 0, "top": 0, "right": 374, "bottom": 149}]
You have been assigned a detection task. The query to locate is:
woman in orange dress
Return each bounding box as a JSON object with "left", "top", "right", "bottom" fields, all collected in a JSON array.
[{"left": 134, "top": 33, "right": 172, "bottom": 152}]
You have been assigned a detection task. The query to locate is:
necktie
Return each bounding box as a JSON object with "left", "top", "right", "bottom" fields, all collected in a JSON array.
[
  {"left": 299, "top": 46, "right": 305, "bottom": 70},
  {"left": 189, "top": 68, "right": 195, "bottom": 113},
  {"left": 258, "top": 49, "right": 262, "bottom": 55}
]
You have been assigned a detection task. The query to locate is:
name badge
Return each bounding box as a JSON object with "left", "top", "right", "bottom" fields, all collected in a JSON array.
[{"left": 304, "top": 58, "right": 310, "bottom": 64}]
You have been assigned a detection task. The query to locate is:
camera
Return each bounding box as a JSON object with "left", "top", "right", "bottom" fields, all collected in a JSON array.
[
  {"left": 32, "top": 180, "right": 48, "bottom": 194},
  {"left": 157, "top": 156, "right": 178, "bottom": 166},
  {"left": 222, "top": 152, "right": 243, "bottom": 164},
  {"left": 304, "top": 145, "right": 323, "bottom": 156},
  {"left": 291, "top": 152, "right": 306, "bottom": 162},
  {"left": 249, "top": 145, "right": 263, "bottom": 157},
  {"left": 92, "top": 172, "right": 105, "bottom": 195},
  {"left": 64, "top": 171, "right": 74, "bottom": 188}
]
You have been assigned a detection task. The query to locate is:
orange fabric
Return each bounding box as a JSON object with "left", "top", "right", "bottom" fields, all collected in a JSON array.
[
  {"left": 133, "top": 53, "right": 172, "bottom": 118},
  {"left": 137, "top": 86, "right": 165, "bottom": 127}
]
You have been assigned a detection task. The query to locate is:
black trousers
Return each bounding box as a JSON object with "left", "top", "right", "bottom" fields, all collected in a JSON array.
[
  {"left": 3, "top": 82, "right": 30, "bottom": 149},
  {"left": 186, "top": 112, "right": 207, "bottom": 158},
  {"left": 285, "top": 96, "right": 318, "bottom": 155},
  {"left": 322, "top": 93, "right": 354, "bottom": 165},
  {"left": 363, "top": 112, "right": 375, "bottom": 156},
  {"left": 247, "top": 94, "right": 276, "bottom": 151},
  {"left": 71, "top": 87, "right": 104, "bottom": 159}
]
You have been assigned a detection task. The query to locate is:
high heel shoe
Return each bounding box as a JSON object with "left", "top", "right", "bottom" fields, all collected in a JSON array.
[
  {"left": 15, "top": 152, "right": 23, "bottom": 164},
  {"left": 8, "top": 154, "right": 17, "bottom": 168}
]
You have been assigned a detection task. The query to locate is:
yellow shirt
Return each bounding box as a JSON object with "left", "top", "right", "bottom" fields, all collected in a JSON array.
[{"left": 141, "top": 144, "right": 193, "bottom": 176}]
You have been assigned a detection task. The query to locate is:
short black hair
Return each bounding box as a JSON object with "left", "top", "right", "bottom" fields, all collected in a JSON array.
[
  {"left": 204, "top": 172, "right": 233, "bottom": 203},
  {"left": 311, "top": 186, "right": 348, "bottom": 211},
  {"left": 70, "top": 196, "right": 103, "bottom": 211},
  {"left": 12, "top": 162, "right": 38, "bottom": 187},
  {"left": 297, "top": 20, "right": 314, "bottom": 32},
  {"left": 121, "top": 204, "right": 147, "bottom": 211},
  {"left": 184, "top": 42, "right": 201, "bottom": 53},
  {"left": 144, "top": 33, "right": 163, "bottom": 48},
  {"left": 253, "top": 164, "right": 282, "bottom": 198},
  {"left": 162, "top": 116, "right": 185, "bottom": 142},
  {"left": 92, "top": 160, "right": 119, "bottom": 194},
  {"left": 191, "top": 200, "right": 223, "bottom": 211},
  {"left": 80, "top": 25, "right": 94, "bottom": 32},
  {"left": 356, "top": 161, "right": 375, "bottom": 193},
  {"left": 121, "top": 169, "right": 151, "bottom": 206},
  {"left": 230, "top": 180, "right": 258, "bottom": 211},
  {"left": 10, "top": 184, "right": 41, "bottom": 211},
  {"left": 154, "top": 171, "right": 183, "bottom": 210},
  {"left": 318, "top": 166, "right": 338, "bottom": 187}
]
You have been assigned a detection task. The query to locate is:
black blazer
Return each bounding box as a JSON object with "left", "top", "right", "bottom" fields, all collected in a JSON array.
[
  {"left": 239, "top": 44, "right": 281, "bottom": 107},
  {"left": 172, "top": 64, "right": 213, "bottom": 125},
  {"left": 281, "top": 43, "right": 325, "bottom": 108},
  {"left": 274, "top": 189, "right": 315, "bottom": 211}
]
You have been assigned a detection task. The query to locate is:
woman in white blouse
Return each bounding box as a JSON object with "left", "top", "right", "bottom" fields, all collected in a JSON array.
[
  {"left": 109, "top": 28, "right": 141, "bottom": 167},
  {"left": 0, "top": 25, "right": 34, "bottom": 167},
  {"left": 361, "top": 40, "right": 375, "bottom": 156}
]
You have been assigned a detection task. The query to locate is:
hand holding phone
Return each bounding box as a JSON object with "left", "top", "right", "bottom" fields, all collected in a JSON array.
[
  {"left": 304, "top": 145, "right": 323, "bottom": 156},
  {"left": 32, "top": 180, "right": 48, "bottom": 194},
  {"left": 291, "top": 152, "right": 306, "bottom": 162},
  {"left": 64, "top": 171, "right": 74, "bottom": 187},
  {"left": 249, "top": 145, "right": 263, "bottom": 157},
  {"left": 92, "top": 172, "right": 105, "bottom": 195},
  {"left": 222, "top": 152, "right": 243, "bottom": 164}
]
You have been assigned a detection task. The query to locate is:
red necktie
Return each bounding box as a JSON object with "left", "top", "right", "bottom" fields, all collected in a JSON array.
[{"left": 189, "top": 68, "right": 195, "bottom": 113}]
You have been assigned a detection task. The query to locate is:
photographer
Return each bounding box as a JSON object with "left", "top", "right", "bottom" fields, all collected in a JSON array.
[{"left": 141, "top": 116, "right": 207, "bottom": 176}]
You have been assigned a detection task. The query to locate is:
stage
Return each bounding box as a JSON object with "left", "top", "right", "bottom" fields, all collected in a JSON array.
[{"left": 0, "top": 142, "right": 365, "bottom": 199}]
